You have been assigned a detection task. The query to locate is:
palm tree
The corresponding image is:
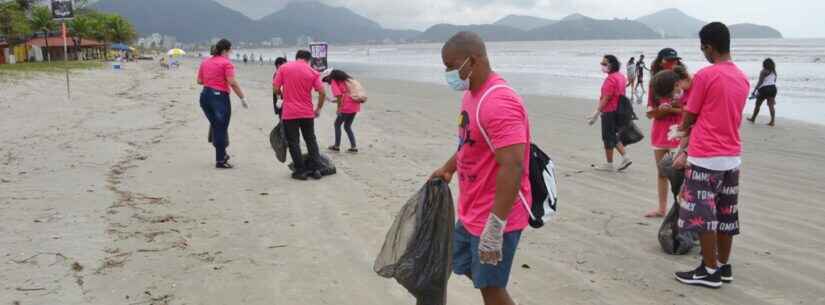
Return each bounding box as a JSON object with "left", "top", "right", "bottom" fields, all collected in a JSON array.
[
  {"left": 0, "top": 2, "right": 32, "bottom": 47},
  {"left": 104, "top": 15, "right": 136, "bottom": 44},
  {"left": 68, "top": 14, "right": 94, "bottom": 60},
  {"left": 30, "top": 6, "right": 56, "bottom": 62}
]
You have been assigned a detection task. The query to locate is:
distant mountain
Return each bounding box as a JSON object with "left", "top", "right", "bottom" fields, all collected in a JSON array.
[
  {"left": 561, "top": 13, "right": 588, "bottom": 22},
  {"left": 92, "top": 0, "right": 261, "bottom": 42},
  {"left": 258, "top": 1, "right": 390, "bottom": 44},
  {"left": 493, "top": 15, "right": 557, "bottom": 31},
  {"left": 418, "top": 24, "right": 531, "bottom": 42},
  {"left": 636, "top": 8, "right": 705, "bottom": 38},
  {"left": 528, "top": 16, "right": 660, "bottom": 40},
  {"left": 729, "top": 23, "right": 783, "bottom": 39}
]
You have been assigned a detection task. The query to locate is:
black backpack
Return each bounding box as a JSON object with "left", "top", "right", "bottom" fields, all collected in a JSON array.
[{"left": 476, "top": 85, "right": 558, "bottom": 228}]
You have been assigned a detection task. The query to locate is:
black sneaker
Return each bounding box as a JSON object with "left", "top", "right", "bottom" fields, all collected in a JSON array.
[
  {"left": 310, "top": 170, "right": 323, "bottom": 180},
  {"left": 675, "top": 263, "right": 722, "bottom": 288},
  {"left": 719, "top": 264, "right": 733, "bottom": 283},
  {"left": 291, "top": 171, "right": 309, "bottom": 181}
]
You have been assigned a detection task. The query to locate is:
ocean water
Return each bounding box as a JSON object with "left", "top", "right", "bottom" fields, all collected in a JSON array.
[{"left": 245, "top": 39, "right": 825, "bottom": 124}]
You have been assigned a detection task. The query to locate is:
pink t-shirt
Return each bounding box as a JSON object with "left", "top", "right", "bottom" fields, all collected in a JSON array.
[
  {"left": 197, "top": 55, "right": 235, "bottom": 93},
  {"left": 686, "top": 61, "right": 750, "bottom": 158},
  {"left": 457, "top": 73, "right": 531, "bottom": 236},
  {"left": 273, "top": 61, "right": 324, "bottom": 120},
  {"left": 648, "top": 97, "right": 683, "bottom": 149},
  {"left": 600, "top": 72, "right": 627, "bottom": 113},
  {"left": 330, "top": 80, "right": 361, "bottom": 114}
]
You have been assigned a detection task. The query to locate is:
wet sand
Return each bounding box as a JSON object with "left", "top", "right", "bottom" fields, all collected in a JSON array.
[{"left": 1, "top": 60, "right": 823, "bottom": 305}]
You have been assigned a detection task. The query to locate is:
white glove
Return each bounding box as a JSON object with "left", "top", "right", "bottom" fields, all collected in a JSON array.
[
  {"left": 240, "top": 98, "right": 249, "bottom": 109},
  {"left": 478, "top": 213, "right": 507, "bottom": 265},
  {"left": 667, "top": 124, "right": 686, "bottom": 141},
  {"left": 586, "top": 111, "right": 601, "bottom": 126}
]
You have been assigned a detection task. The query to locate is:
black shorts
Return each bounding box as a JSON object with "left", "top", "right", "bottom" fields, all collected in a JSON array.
[
  {"left": 601, "top": 111, "right": 620, "bottom": 149},
  {"left": 758, "top": 85, "right": 777, "bottom": 99}
]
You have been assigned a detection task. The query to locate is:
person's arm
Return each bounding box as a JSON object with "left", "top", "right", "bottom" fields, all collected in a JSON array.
[
  {"left": 431, "top": 153, "right": 457, "bottom": 183},
  {"left": 313, "top": 77, "right": 326, "bottom": 117},
  {"left": 196, "top": 65, "right": 204, "bottom": 85},
  {"left": 336, "top": 97, "right": 343, "bottom": 113},
  {"left": 479, "top": 143, "right": 525, "bottom": 265},
  {"left": 673, "top": 112, "right": 697, "bottom": 169},
  {"left": 752, "top": 70, "right": 768, "bottom": 95},
  {"left": 228, "top": 76, "right": 245, "bottom": 100}
]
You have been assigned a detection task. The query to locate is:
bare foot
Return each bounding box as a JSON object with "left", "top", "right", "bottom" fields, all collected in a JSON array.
[{"left": 644, "top": 209, "right": 666, "bottom": 218}]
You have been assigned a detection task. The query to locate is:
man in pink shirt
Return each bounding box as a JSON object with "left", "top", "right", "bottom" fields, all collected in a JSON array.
[
  {"left": 432, "top": 32, "right": 530, "bottom": 305},
  {"left": 673, "top": 22, "right": 750, "bottom": 289},
  {"left": 273, "top": 50, "right": 327, "bottom": 180}
]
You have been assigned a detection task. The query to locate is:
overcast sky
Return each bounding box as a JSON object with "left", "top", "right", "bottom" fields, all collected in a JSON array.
[{"left": 215, "top": 0, "right": 823, "bottom": 38}]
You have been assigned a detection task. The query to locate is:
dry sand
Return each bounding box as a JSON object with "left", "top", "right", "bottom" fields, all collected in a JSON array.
[{"left": 1, "top": 60, "right": 823, "bottom": 305}]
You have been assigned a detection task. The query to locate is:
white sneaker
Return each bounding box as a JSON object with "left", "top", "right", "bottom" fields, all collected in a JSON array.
[
  {"left": 594, "top": 163, "right": 615, "bottom": 172},
  {"left": 617, "top": 158, "right": 633, "bottom": 171}
]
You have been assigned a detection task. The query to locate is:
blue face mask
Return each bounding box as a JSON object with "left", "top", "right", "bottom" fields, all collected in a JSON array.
[{"left": 445, "top": 57, "right": 472, "bottom": 91}]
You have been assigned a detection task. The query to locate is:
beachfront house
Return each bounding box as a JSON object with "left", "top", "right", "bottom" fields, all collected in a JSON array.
[
  {"left": 0, "top": 39, "right": 8, "bottom": 64},
  {"left": 25, "top": 36, "right": 106, "bottom": 62}
]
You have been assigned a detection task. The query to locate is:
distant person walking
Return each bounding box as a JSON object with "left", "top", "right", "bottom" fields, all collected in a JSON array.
[
  {"left": 748, "top": 58, "right": 778, "bottom": 126},
  {"left": 242, "top": 54, "right": 248, "bottom": 65},
  {"left": 627, "top": 57, "right": 637, "bottom": 98},
  {"left": 197, "top": 39, "right": 248, "bottom": 169},
  {"left": 635, "top": 54, "right": 649, "bottom": 100},
  {"left": 273, "top": 50, "right": 327, "bottom": 180},
  {"left": 645, "top": 48, "right": 688, "bottom": 217},
  {"left": 324, "top": 70, "right": 364, "bottom": 153},
  {"left": 673, "top": 22, "right": 749, "bottom": 288},
  {"left": 431, "top": 31, "right": 531, "bottom": 305},
  {"left": 588, "top": 54, "right": 632, "bottom": 172}
]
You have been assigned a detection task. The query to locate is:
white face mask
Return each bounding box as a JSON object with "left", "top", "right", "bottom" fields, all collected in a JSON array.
[
  {"left": 601, "top": 64, "right": 610, "bottom": 74},
  {"left": 674, "top": 90, "right": 684, "bottom": 100},
  {"left": 445, "top": 58, "right": 472, "bottom": 91}
]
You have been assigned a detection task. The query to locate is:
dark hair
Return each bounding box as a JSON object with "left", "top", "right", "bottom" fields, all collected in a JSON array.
[
  {"left": 603, "top": 55, "right": 620, "bottom": 73},
  {"left": 651, "top": 56, "right": 683, "bottom": 77},
  {"left": 672, "top": 66, "right": 691, "bottom": 81},
  {"left": 213, "top": 39, "right": 231, "bottom": 56},
  {"left": 323, "top": 69, "right": 352, "bottom": 83},
  {"left": 699, "top": 22, "right": 731, "bottom": 54},
  {"left": 628, "top": 57, "right": 636, "bottom": 64},
  {"left": 763, "top": 58, "right": 777, "bottom": 76},
  {"left": 652, "top": 70, "right": 682, "bottom": 101},
  {"left": 275, "top": 57, "right": 287, "bottom": 68},
  {"left": 296, "top": 50, "right": 312, "bottom": 61}
]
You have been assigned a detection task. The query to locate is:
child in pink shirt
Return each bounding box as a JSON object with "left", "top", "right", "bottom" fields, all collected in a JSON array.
[{"left": 323, "top": 70, "right": 365, "bottom": 153}]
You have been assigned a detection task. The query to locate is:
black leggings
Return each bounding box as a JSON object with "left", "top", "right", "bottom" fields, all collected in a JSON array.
[
  {"left": 284, "top": 118, "right": 321, "bottom": 172},
  {"left": 334, "top": 113, "right": 357, "bottom": 148}
]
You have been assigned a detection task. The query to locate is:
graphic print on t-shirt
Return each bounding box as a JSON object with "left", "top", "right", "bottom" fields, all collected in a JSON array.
[{"left": 457, "top": 110, "right": 476, "bottom": 151}]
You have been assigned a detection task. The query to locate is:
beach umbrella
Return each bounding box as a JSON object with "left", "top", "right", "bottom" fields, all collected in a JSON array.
[
  {"left": 110, "top": 43, "right": 130, "bottom": 51},
  {"left": 167, "top": 48, "right": 186, "bottom": 56}
]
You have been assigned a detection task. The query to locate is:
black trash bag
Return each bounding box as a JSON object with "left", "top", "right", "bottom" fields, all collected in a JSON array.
[
  {"left": 374, "top": 179, "right": 455, "bottom": 305},
  {"left": 657, "top": 153, "right": 697, "bottom": 255},
  {"left": 618, "top": 121, "right": 644, "bottom": 146},
  {"left": 287, "top": 153, "right": 337, "bottom": 176},
  {"left": 269, "top": 122, "right": 288, "bottom": 163},
  {"left": 617, "top": 95, "right": 638, "bottom": 126}
]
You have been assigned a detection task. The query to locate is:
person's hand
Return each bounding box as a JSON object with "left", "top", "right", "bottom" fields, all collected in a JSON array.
[
  {"left": 478, "top": 213, "right": 507, "bottom": 265},
  {"left": 586, "top": 111, "right": 600, "bottom": 126},
  {"left": 667, "top": 125, "right": 686, "bottom": 141},
  {"left": 658, "top": 103, "right": 672, "bottom": 111},
  {"left": 240, "top": 98, "right": 249, "bottom": 109},
  {"left": 430, "top": 167, "right": 454, "bottom": 183},
  {"left": 314, "top": 108, "right": 322, "bottom": 118}
]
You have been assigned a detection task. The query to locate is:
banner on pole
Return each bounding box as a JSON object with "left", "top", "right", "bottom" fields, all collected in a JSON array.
[
  {"left": 309, "top": 42, "right": 328, "bottom": 72},
  {"left": 50, "top": 0, "right": 75, "bottom": 20}
]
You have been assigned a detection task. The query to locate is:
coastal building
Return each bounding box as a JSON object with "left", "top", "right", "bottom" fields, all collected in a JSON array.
[{"left": 26, "top": 36, "right": 106, "bottom": 61}]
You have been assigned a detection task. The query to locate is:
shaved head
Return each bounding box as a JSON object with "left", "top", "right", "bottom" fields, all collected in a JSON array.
[
  {"left": 441, "top": 31, "right": 492, "bottom": 92},
  {"left": 442, "top": 31, "right": 487, "bottom": 58}
]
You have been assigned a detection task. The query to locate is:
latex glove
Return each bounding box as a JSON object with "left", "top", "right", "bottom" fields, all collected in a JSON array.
[
  {"left": 240, "top": 98, "right": 249, "bottom": 109},
  {"left": 478, "top": 213, "right": 507, "bottom": 265},
  {"left": 587, "top": 111, "right": 601, "bottom": 126},
  {"left": 667, "top": 124, "right": 686, "bottom": 141}
]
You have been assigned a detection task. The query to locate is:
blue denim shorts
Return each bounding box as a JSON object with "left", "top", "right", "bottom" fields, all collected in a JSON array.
[{"left": 453, "top": 222, "right": 522, "bottom": 289}]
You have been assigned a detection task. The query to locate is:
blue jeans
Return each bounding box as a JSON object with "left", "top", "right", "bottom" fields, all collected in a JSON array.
[
  {"left": 334, "top": 113, "right": 357, "bottom": 148},
  {"left": 200, "top": 87, "right": 231, "bottom": 162},
  {"left": 453, "top": 222, "right": 522, "bottom": 289}
]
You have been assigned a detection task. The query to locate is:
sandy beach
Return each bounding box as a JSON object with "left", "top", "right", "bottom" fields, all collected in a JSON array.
[{"left": 1, "top": 60, "right": 824, "bottom": 305}]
